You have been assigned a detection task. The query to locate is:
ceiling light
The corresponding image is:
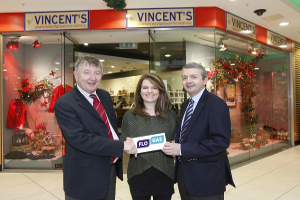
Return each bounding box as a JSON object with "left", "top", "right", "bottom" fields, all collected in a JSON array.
[
  {"left": 99, "top": 59, "right": 105, "bottom": 62},
  {"left": 219, "top": 43, "right": 227, "bottom": 51},
  {"left": 249, "top": 49, "right": 258, "bottom": 55},
  {"left": 111, "top": 65, "right": 115, "bottom": 68},
  {"left": 6, "top": 41, "right": 19, "bottom": 49},
  {"left": 32, "top": 40, "right": 42, "bottom": 48},
  {"left": 108, "top": 71, "right": 112, "bottom": 73},
  {"left": 280, "top": 45, "right": 287, "bottom": 48},
  {"left": 279, "top": 22, "right": 289, "bottom": 26},
  {"left": 6, "top": 36, "right": 19, "bottom": 49},
  {"left": 241, "top": 30, "right": 251, "bottom": 34},
  {"left": 84, "top": 43, "right": 88, "bottom": 46},
  {"left": 165, "top": 54, "right": 171, "bottom": 57},
  {"left": 231, "top": 63, "right": 235, "bottom": 65}
]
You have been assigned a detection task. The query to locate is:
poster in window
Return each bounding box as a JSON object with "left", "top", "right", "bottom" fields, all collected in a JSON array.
[{"left": 226, "top": 80, "right": 236, "bottom": 107}]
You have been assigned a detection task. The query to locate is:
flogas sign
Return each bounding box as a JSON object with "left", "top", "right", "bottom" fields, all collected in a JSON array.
[
  {"left": 226, "top": 12, "right": 256, "bottom": 40},
  {"left": 126, "top": 8, "right": 194, "bottom": 28},
  {"left": 133, "top": 133, "right": 166, "bottom": 153},
  {"left": 25, "top": 11, "right": 89, "bottom": 31}
]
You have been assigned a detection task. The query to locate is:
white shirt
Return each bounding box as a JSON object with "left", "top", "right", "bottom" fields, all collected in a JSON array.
[
  {"left": 77, "top": 85, "right": 119, "bottom": 162},
  {"left": 180, "top": 88, "right": 206, "bottom": 156}
]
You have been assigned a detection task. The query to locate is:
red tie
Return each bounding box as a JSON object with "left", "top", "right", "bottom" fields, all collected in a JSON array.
[{"left": 90, "top": 94, "right": 116, "bottom": 164}]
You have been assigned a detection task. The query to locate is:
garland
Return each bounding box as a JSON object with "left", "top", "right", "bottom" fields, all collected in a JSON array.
[
  {"left": 103, "top": 0, "right": 126, "bottom": 11},
  {"left": 214, "top": 55, "right": 263, "bottom": 139}
]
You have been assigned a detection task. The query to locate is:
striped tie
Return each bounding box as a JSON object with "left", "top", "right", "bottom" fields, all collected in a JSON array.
[
  {"left": 90, "top": 94, "right": 116, "bottom": 164},
  {"left": 179, "top": 99, "right": 194, "bottom": 143}
]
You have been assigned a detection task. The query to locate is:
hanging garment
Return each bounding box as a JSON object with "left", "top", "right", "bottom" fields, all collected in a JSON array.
[
  {"left": 48, "top": 84, "right": 72, "bottom": 113},
  {"left": 6, "top": 100, "right": 26, "bottom": 129}
]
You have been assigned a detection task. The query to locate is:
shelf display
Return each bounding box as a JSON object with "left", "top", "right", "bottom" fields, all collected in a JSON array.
[{"left": 167, "top": 90, "right": 185, "bottom": 109}]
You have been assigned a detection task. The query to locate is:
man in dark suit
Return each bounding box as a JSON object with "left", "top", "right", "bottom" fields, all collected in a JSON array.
[
  {"left": 54, "top": 56, "right": 137, "bottom": 200},
  {"left": 163, "top": 62, "right": 235, "bottom": 200}
]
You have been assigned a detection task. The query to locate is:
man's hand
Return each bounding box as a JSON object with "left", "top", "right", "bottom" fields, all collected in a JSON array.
[
  {"left": 162, "top": 142, "right": 180, "bottom": 156},
  {"left": 124, "top": 137, "right": 137, "bottom": 157}
]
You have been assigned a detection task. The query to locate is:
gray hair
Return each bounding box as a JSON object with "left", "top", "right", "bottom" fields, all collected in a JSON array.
[
  {"left": 74, "top": 56, "right": 104, "bottom": 74},
  {"left": 182, "top": 62, "right": 207, "bottom": 80}
]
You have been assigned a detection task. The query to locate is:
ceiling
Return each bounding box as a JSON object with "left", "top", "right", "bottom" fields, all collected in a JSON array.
[{"left": 1, "top": 0, "right": 300, "bottom": 43}]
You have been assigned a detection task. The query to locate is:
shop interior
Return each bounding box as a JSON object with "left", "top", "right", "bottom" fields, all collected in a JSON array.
[{"left": 1, "top": 28, "right": 290, "bottom": 169}]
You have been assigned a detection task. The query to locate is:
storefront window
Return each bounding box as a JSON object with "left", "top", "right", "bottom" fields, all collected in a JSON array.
[
  {"left": 150, "top": 28, "right": 290, "bottom": 164},
  {"left": 2, "top": 34, "right": 66, "bottom": 169},
  {"left": 214, "top": 29, "right": 290, "bottom": 163},
  {"left": 1, "top": 28, "right": 291, "bottom": 168}
]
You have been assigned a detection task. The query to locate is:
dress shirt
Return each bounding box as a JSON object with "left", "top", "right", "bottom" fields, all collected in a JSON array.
[{"left": 180, "top": 88, "right": 206, "bottom": 156}]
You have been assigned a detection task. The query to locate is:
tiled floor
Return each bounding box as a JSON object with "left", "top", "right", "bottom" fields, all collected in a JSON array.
[{"left": 1, "top": 145, "right": 300, "bottom": 199}]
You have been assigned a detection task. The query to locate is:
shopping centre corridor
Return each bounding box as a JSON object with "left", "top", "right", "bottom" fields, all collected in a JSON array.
[{"left": 1, "top": 145, "right": 300, "bottom": 200}]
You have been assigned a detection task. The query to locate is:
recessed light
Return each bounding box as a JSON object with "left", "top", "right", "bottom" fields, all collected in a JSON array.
[
  {"left": 279, "top": 22, "right": 289, "bottom": 26},
  {"left": 84, "top": 43, "right": 88, "bottom": 46},
  {"left": 108, "top": 71, "right": 112, "bottom": 73},
  {"left": 165, "top": 54, "right": 171, "bottom": 57},
  {"left": 99, "top": 59, "right": 105, "bottom": 62},
  {"left": 111, "top": 65, "right": 115, "bottom": 68},
  {"left": 241, "top": 30, "right": 251, "bottom": 34}
]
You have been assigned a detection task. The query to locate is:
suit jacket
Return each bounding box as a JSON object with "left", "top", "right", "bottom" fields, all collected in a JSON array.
[
  {"left": 54, "top": 87, "right": 124, "bottom": 200},
  {"left": 175, "top": 89, "right": 235, "bottom": 197}
]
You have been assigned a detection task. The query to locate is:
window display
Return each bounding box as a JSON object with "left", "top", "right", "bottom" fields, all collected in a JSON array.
[{"left": 2, "top": 34, "right": 71, "bottom": 169}]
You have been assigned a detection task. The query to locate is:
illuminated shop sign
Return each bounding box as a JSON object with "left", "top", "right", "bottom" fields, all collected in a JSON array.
[
  {"left": 25, "top": 11, "right": 89, "bottom": 31},
  {"left": 126, "top": 8, "right": 194, "bottom": 28},
  {"left": 267, "top": 30, "right": 287, "bottom": 50},
  {"left": 226, "top": 12, "right": 256, "bottom": 40}
]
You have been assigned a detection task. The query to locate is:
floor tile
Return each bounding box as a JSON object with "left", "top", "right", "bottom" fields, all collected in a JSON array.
[
  {"left": 248, "top": 175, "right": 299, "bottom": 192},
  {"left": 231, "top": 170, "right": 260, "bottom": 183},
  {"left": 14, "top": 192, "right": 60, "bottom": 200},
  {"left": 226, "top": 184, "right": 284, "bottom": 200},
  {"left": 0, "top": 174, "right": 33, "bottom": 189},
  {"left": 263, "top": 168, "right": 300, "bottom": 183},
  {"left": 23, "top": 172, "right": 62, "bottom": 182},
  {"left": 224, "top": 193, "right": 250, "bottom": 200},
  {"left": 287, "top": 184, "right": 300, "bottom": 196},
  {"left": 35, "top": 176, "right": 63, "bottom": 191},
  {"left": 49, "top": 188, "right": 65, "bottom": 200},
  {"left": 0, "top": 182, "right": 46, "bottom": 200},
  {"left": 276, "top": 193, "right": 300, "bottom": 200}
]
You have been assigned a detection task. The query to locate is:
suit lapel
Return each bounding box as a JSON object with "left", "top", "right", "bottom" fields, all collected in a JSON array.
[
  {"left": 180, "top": 89, "right": 209, "bottom": 143},
  {"left": 74, "top": 88, "right": 102, "bottom": 121}
]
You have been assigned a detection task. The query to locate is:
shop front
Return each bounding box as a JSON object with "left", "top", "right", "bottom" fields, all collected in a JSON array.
[{"left": 0, "top": 7, "right": 293, "bottom": 170}]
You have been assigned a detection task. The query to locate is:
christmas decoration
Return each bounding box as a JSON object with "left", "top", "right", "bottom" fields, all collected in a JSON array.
[
  {"left": 17, "top": 71, "right": 55, "bottom": 128},
  {"left": 213, "top": 54, "right": 264, "bottom": 142},
  {"left": 103, "top": 0, "right": 126, "bottom": 11}
]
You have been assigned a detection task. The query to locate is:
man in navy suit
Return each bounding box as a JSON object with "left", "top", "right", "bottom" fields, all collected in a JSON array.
[
  {"left": 54, "top": 56, "right": 137, "bottom": 200},
  {"left": 163, "top": 62, "right": 235, "bottom": 200}
]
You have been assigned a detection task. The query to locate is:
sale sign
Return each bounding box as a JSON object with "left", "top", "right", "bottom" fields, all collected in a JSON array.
[{"left": 132, "top": 133, "right": 166, "bottom": 153}]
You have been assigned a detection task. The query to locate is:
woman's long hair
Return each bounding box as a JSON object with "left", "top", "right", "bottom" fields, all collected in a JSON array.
[{"left": 133, "top": 73, "right": 171, "bottom": 119}]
